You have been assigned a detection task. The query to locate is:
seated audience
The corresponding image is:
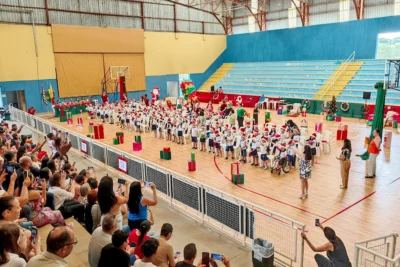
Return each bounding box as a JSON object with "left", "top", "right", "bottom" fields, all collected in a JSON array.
[
  {"left": 26, "top": 226, "right": 76, "bottom": 267},
  {"left": 128, "top": 181, "right": 157, "bottom": 231},
  {"left": 153, "top": 223, "right": 177, "bottom": 267},
  {"left": 78, "top": 183, "right": 89, "bottom": 205},
  {"left": 176, "top": 243, "right": 203, "bottom": 267},
  {"left": 134, "top": 238, "right": 159, "bottom": 267},
  {"left": 98, "top": 230, "right": 132, "bottom": 267},
  {"left": 129, "top": 220, "right": 151, "bottom": 259},
  {"left": 73, "top": 175, "right": 85, "bottom": 201},
  {"left": 49, "top": 172, "right": 84, "bottom": 223},
  {"left": 88, "top": 213, "right": 117, "bottom": 267}
]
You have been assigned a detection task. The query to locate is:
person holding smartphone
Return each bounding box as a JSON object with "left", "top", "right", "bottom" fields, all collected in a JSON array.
[
  {"left": 127, "top": 181, "right": 157, "bottom": 231},
  {"left": 301, "top": 222, "right": 351, "bottom": 267}
]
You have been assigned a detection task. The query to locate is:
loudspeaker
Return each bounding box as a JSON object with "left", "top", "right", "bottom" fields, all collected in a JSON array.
[
  {"left": 363, "top": 92, "right": 371, "bottom": 100},
  {"left": 210, "top": 85, "right": 215, "bottom": 92}
]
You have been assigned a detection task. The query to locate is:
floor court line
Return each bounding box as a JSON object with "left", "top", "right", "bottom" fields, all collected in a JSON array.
[{"left": 213, "top": 156, "right": 328, "bottom": 219}]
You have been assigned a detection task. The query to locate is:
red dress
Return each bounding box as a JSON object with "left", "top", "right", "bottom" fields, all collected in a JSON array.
[
  {"left": 128, "top": 229, "right": 150, "bottom": 259},
  {"left": 101, "top": 94, "right": 108, "bottom": 103}
]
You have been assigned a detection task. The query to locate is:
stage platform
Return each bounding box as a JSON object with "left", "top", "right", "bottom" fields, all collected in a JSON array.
[{"left": 37, "top": 108, "right": 400, "bottom": 266}]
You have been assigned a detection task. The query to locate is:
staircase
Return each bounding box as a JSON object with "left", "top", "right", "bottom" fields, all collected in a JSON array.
[
  {"left": 315, "top": 62, "right": 364, "bottom": 100},
  {"left": 198, "top": 63, "right": 234, "bottom": 92}
]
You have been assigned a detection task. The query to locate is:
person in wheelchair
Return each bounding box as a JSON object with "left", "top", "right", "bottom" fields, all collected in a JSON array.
[{"left": 271, "top": 143, "right": 288, "bottom": 171}]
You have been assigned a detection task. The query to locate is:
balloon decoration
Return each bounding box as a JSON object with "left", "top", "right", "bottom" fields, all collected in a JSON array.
[{"left": 180, "top": 80, "right": 198, "bottom": 101}]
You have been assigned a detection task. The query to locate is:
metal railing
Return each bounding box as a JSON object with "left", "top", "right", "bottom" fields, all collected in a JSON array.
[
  {"left": 354, "top": 233, "right": 400, "bottom": 267},
  {"left": 9, "top": 107, "right": 306, "bottom": 267},
  {"left": 318, "top": 51, "right": 356, "bottom": 100}
]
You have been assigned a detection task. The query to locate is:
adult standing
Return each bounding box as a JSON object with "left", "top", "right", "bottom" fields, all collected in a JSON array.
[
  {"left": 127, "top": 182, "right": 157, "bottom": 231},
  {"left": 301, "top": 223, "right": 351, "bottom": 267},
  {"left": 337, "top": 139, "right": 351, "bottom": 189},
  {"left": 258, "top": 94, "right": 265, "bottom": 108},
  {"left": 366, "top": 129, "right": 381, "bottom": 178},
  {"left": 253, "top": 103, "right": 259, "bottom": 125},
  {"left": 101, "top": 91, "right": 109, "bottom": 104},
  {"left": 236, "top": 104, "right": 246, "bottom": 128},
  {"left": 294, "top": 144, "right": 313, "bottom": 199}
]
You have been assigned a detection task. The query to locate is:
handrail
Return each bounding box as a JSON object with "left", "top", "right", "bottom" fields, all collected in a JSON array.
[{"left": 318, "top": 51, "right": 355, "bottom": 100}]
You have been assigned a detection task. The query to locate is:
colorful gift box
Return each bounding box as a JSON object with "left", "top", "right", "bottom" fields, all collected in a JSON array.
[
  {"left": 282, "top": 109, "right": 289, "bottom": 115},
  {"left": 66, "top": 111, "right": 72, "bottom": 119},
  {"left": 59, "top": 115, "right": 67, "bottom": 122},
  {"left": 99, "top": 124, "right": 104, "bottom": 139},
  {"left": 230, "top": 162, "right": 242, "bottom": 175},
  {"left": 94, "top": 124, "right": 104, "bottom": 139},
  {"left": 326, "top": 116, "right": 334, "bottom": 121},
  {"left": 394, "top": 120, "right": 398, "bottom": 129},
  {"left": 133, "top": 142, "right": 142, "bottom": 151},
  {"left": 160, "top": 151, "right": 172, "bottom": 160},
  {"left": 338, "top": 124, "right": 348, "bottom": 131},
  {"left": 265, "top": 112, "right": 271, "bottom": 119},
  {"left": 335, "top": 116, "right": 342, "bottom": 122},
  {"left": 113, "top": 138, "right": 119, "bottom": 145},
  {"left": 315, "top": 123, "right": 323, "bottom": 133},
  {"left": 117, "top": 135, "right": 124, "bottom": 144},
  {"left": 277, "top": 108, "right": 283, "bottom": 115},
  {"left": 336, "top": 130, "right": 348, "bottom": 141},
  {"left": 231, "top": 174, "right": 245, "bottom": 185},
  {"left": 163, "top": 147, "right": 171, "bottom": 153},
  {"left": 160, "top": 150, "right": 164, "bottom": 159},
  {"left": 135, "top": 136, "right": 141, "bottom": 143},
  {"left": 191, "top": 152, "right": 195, "bottom": 162},
  {"left": 77, "top": 117, "right": 83, "bottom": 125},
  {"left": 302, "top": 110, "right": 307, "bottom": 117},
  {"left": 188, "top": 161, "right": 196, "bottom": 171},
  {"left": 67, "top": 118, "right": 73, "bottom": 125}
]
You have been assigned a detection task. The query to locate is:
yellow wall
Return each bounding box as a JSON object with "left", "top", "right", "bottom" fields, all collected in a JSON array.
[
  {"left": 144, "top": 32, "right": 226, "bottom": 76},
  {"left": 0, "top": 24, "right": 56, "bottom": 82},
  {"left": 0, "top": 24, "right": 226, "bottom": 82}
]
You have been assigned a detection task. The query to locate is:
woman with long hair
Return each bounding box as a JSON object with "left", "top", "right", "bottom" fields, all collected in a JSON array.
[
  {"left": 128, "top": 220, "right": 151, "bottom": 259},
  {"left": 366, "top": 129, "right": 381, "bottom": 178},
  {"left": 337, "top": 139, "right": 352, "bottom": 189},
  {"left": 0, "top": 223, "right": 41, "bottom": 266},
  {"left": 97, "top": 176, "right": 128, "bottom": 230},
  {"left": 127, "top": 181, "right": 157, "bottom": 231},
  {"left": 294, "top": 144, "right": 313, "bottom": 199},
  {"left": 301, "top": 223, "right": 351, "bottom": 267}
]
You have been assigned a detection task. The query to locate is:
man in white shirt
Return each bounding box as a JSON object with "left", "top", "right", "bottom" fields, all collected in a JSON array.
[
  {"left": 88, "top": 213, "right": 117, "bottom": 267},
  {"left": 49, "top": 172, "right": 84, "bottom": 222},
  {"left": 134, "top": 238, "right": 159, "bottom": 267},
  {"left": 47, "top": 132, "right": 58, "bottom": 157}
]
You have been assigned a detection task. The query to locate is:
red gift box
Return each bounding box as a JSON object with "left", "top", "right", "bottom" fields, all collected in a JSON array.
[
  {"left": 117, "top": 135, "right": 124, "bottom": 144},
  {"left": 67, "top": 118, "right": 73, "bottom": 125},
  {"left": 315, "top": 123, "right": 323, "bottom": 133},
  {"left": 133, "top": 142, "right": 142, "bottom": 151},
  {"left": 335, "top": 116, "right": 342, "bottom": 122},
  {"left": 337, "top": 130, "right": 348, "bottom": 141},
  {"left": 188, "top": 161, "right": 196, "bottom": 171},
  {"left": 163, "top": 147, "right": 171, "bottom": 153},
  {"left": 77, "top": 117, "right": 83, "bottom": 125},
  {"left": 94, "top": 124, "right": 104, "bottom": 139},
  {"left": 99, "top": 124, "right": 104, "bottom": 139},
  {"left": 230, "top": 162, "right": 241, "bottom": 175}
]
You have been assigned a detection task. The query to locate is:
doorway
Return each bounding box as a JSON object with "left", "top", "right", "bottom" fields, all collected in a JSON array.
[
  {"left": 167, "top": 81, "right": 178, "bottom": 98},
  {"left": 4, "top": 91, "right": 26, "bottom": 111}
]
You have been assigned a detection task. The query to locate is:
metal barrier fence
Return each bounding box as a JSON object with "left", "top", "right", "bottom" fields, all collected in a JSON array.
[
  {"left": 354, "top": 233, "right": 400, "bottom": 267},
  {"left": 10, "top": 107, "right": 306, "bottom": 267}
]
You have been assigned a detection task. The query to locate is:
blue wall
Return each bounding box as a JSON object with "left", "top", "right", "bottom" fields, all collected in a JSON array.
[
  {"left": 226, "top": 16, "right": 400, "bottom": 62},
  {"left": 0, "top": 79, "right": 58, "bottom": 113},
  {"left": 0, "top": 75, "right": 180, "bottom": 113}
]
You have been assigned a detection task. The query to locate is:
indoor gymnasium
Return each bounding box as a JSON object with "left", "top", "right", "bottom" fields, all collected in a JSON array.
[{"left": 0, "top": 0, "right": 400, "bottom": 266}]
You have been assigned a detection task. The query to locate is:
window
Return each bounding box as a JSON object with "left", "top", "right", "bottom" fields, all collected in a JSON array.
[{"left": 376, "top": 32, "right": 400, "bottom": 59}]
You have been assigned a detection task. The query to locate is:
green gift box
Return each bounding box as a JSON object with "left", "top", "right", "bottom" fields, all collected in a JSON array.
[
  {"left": 59, "top": 116, "right": 67, "bottom": 122},
  {"left": 164, "top": 151, "right": 171, "bottom": 160},
  {"left": 135, "top": 136, "right": 141, "bottom": 143},
  {"left": 394, "top": 120, "right": 398, "bottom": 129},
  {"left": 160, "top": 151, "right": 164, "bottom": 159},
  {"left": 113, "top": 138, "right": 119, "bottom": 145},
  {"left": 191, "top": 152, "right": 195, "bottom": 162},
  {"left": 326, "top": 116, "right": 334, "bottom": 121},
  {"left": 177, "top": 104, "right": 182, "bottom": 110},
  {"left": 55, "top": 108, "right": 60, "bottom": 118},
  {"left": 265, "top": 112, "right": 271, "bottom": 119},
  {"left": 82, "top": 105, "right": 87, "bottom": 113},
  {"left": 282, "top": 110, "right": 289, "bottom": 115},
  {"left": 232, "top": 174, "right": 244, "bottom": 185},
  {"left": 66, "top": 112, "right": 72, "bottom": 119}
]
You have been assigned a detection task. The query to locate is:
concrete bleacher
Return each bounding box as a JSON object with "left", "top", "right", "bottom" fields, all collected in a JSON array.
[
  {"left": 337, "top": 59, "right": 400, "bottom": 104},
  {"left": 215, "top": 60, "right": 342, "bottom": 99}
]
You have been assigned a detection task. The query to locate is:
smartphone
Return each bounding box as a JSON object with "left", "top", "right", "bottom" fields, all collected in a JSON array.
[
  {"left": 174, "top": 252, "right": 181, "bottom": 258},
  {"left": 36, "top": 178, "right": 44, "bottom": 185},
  {"left": 5, "top": 166, "right": 14, "bottom": 174},
  {"left": 211, "top": 253, "right": 223, "bottom": 261},
  {"left": 315, "top": 218, "right": 320, "bottom": 226},
  {"left": 130, "top": 242, "right": 136, "bottom": 248},
  {"left": 31, "top": 226, "right": 38, "bottom": 244},
  {"left": 145, "top": 181, "right": 151, "bottom": 187},
  {"left": 202, "top": 252, "right": 210, "bottom": 267},
  {"left": 117, "top": 178, "right": 126, "bottom": 185}
]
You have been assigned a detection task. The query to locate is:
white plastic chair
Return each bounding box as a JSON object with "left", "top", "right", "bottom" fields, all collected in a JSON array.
[{"left": 321, "top": 131, "right": 332, "bottom": 153}]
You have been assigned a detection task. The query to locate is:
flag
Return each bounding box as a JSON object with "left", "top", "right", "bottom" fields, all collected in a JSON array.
[
  {"left": 48, "top": 84, "right": 55, "bottom": 104},
  {"left": 41, "top": 85, "right": 48, "bottom": 105}
]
